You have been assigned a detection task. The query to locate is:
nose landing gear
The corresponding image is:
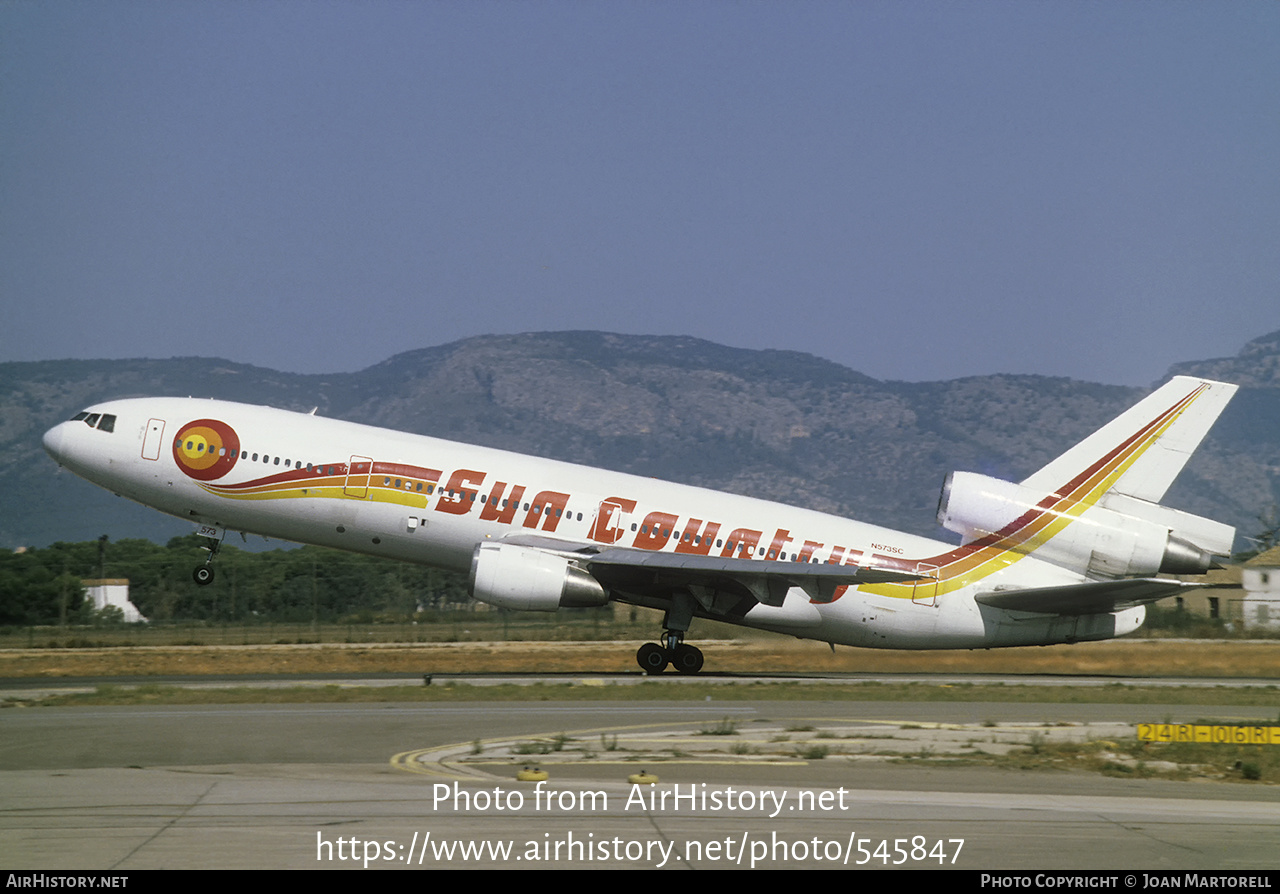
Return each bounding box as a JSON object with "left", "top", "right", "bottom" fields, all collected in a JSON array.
[{"left": 192, "top": 525, "right": 226, "bottom": 586}]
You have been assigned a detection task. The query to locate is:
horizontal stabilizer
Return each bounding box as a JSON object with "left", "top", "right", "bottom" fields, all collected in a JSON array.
[{"left": 975, "top": 578, "right": 1236, "bottom": 616}]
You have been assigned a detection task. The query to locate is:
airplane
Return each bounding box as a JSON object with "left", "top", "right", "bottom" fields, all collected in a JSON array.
[{"left": 42, "top": 375, "right": 1238, "bottom": 674}]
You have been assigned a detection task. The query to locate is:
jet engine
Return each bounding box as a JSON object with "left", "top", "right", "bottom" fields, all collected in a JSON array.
[
  {"left": 936, "top": 471, "right": 1233, "bottom": 578},
  {"left": 468, "top": 542, "right": 608, "bottom": 611}
]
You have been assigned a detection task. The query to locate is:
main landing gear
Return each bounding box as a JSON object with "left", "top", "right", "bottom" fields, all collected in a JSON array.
[
  {"left": 636, "top": 631, "right": 704, "bottom": 675},
  {"left": 636, "top": 592, "right": 704, "bottom": 675}
]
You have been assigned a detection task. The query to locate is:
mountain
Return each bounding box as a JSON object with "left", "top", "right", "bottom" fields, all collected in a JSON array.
[
  {"left": 1169, "top": 330, "right": 1280, "bottom": 387},
  {"left": 5, "top": 330, "right": 1279, "bottom": 550}
]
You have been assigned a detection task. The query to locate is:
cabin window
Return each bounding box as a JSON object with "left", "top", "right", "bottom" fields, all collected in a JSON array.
[
  {"left": 85, "top": 414, "right": 100, "bottom": 428},
  {"left": 97, "top": 414, "right": 116, "bottom": 432}
]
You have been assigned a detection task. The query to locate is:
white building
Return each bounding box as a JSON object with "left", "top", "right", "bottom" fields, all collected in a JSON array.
[
  {"left": 1241, "top": 562, "right": 1280, "bottom": 630},
  {"left": 81, "top": 578, "right": 147, "bottom": 624}
]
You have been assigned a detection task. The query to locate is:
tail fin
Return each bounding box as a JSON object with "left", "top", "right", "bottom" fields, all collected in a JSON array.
[
  {"left": 937, "top": 376, "right": 1237, "bottom": 578},
  {"left": 1020, "top": 376, "right": 1236, "bottom": 504}
]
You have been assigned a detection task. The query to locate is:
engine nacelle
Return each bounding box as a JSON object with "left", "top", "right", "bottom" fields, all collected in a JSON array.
[
  {"left": 469, "top": 542, "right": 608, "bottom": 612},
  {"left": 936, "top": 471, "right": 1233, "bottom": 578}
]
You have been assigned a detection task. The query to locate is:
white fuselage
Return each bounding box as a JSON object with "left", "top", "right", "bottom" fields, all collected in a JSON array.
[{"left": 43, "top": 397, "right": 1142, "bottom": 650}]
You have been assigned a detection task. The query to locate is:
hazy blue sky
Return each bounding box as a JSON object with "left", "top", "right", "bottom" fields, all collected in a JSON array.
[{"left": 3, "top": 1, "right": 1277, "bottom": 385}]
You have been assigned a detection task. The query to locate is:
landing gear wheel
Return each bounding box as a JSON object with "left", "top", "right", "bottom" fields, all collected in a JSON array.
[
  {"left": 637, "top": 642, "right": 669, "bottom": 675},
  {"left": 192, "top": 566, "right": 215, "bottom": 586},
  {"left": 671, "top": 643, "right": 704, "bottom": 675}
]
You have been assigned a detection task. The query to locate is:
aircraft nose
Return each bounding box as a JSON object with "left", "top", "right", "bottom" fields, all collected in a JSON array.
[{"left": 42, "top": 423, "right": 67, "bottom": 463}]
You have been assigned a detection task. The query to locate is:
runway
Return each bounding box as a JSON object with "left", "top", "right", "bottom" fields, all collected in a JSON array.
[{"left": 2, "top": 699, "right": 1277, "bottom": 870}]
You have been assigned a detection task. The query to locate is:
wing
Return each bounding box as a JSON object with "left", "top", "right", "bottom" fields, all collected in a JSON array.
[
  {"left": 586, "top": 547, "right": 921, "bottom": 605},
  {"left": 974, "top": 578, "right": 1236, "bottom": 615},
  {"left": 499, "top": 532, "right": 921, "bottom": 605}
]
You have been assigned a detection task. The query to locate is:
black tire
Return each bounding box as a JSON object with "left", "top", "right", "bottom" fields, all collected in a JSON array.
[
  {"left": 193, "top": 566, "right": 215, "bottom": 586},
  {"left": 636, "top": 642, "right": 669, "bottom": 675},
  {"left": 672, "top": 643, "right": 704, "bottom": 675}
]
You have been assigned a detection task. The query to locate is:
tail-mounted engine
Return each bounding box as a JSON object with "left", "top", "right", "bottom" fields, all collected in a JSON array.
[
  {"left": 936, "top": 471, "right": 1234, "bottom": 578},
  {"left": 469, "top": 542, "right": 608, "bottom": 611}
]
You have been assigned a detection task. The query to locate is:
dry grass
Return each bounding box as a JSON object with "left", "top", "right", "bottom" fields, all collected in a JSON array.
[{"left": 1, "top": 637, "right": 1277, "bottom": 679}]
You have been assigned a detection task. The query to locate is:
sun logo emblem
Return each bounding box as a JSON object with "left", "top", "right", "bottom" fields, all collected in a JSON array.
[{"left": 172, "top": 419, "right": 240, "bottom": 481}]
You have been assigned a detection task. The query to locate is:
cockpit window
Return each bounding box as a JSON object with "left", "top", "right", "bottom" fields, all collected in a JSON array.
[{"left": 68, "top": 410, "right": 116, "bottom": 432}]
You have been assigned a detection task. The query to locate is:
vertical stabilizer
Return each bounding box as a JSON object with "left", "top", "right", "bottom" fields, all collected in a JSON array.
[
  {"left": 1020, "top": 376, "right": 1236, "bottom": 503},
  {"left": 939, "top": 377, "right": 1238, "bottom": 579}
]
